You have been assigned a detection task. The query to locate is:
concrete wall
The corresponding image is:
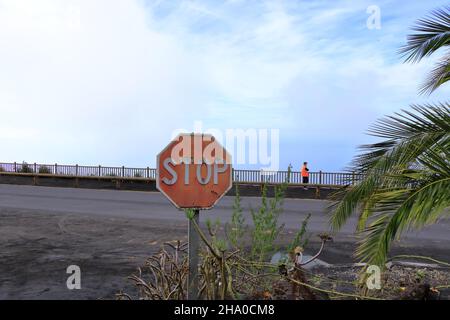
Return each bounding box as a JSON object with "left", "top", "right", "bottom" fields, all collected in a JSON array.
[{"left": 0, "top": 173, "right": 338, "bottom": 200}]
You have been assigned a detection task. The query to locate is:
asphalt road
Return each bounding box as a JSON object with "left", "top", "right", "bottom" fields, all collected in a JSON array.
[{"left": 0, "top": 184, "right": 449, "bottom": 299}]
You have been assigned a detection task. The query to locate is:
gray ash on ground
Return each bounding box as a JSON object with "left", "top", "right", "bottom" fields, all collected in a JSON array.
[
  {"left": 299, "top": 264, "right": 450, "bottom": 300},
  {"left": 1, "top": 206, "right": 449, "bottom": 300}
]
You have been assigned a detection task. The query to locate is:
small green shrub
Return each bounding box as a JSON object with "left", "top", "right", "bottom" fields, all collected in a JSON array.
[
  {"left": 206, "top": 218, "right": 227, "bottom": 251},
  {"left": 250, "top": 165, "right": 291, "bottom": 262},
  {"left": 415, "top": 269, "right": 426, "bottom": 282},
  {"left": 287, "top": 213, "right": 311, "bottom": 253},
  {"left": 19, "top": 162, "right": 34, "bottom": 173},
  {"left": 38, "top": 166, "right": 52, "bottom": 174},
  {"left": 226, "top": 183, "right": 246, "bottom": 250}
]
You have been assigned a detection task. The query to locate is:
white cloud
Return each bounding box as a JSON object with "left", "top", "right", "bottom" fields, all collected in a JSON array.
[{"left": 0, "top": 0, "right": 209, "bottom": 166}]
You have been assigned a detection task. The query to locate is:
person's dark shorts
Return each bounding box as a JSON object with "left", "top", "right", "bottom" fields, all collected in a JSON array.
[{"left": 302, "top": 176, "right": 309, "bottom": 184}]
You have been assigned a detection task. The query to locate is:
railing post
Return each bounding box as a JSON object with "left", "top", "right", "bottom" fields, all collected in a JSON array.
[
  {"left": 34, "top": 163, "right": 37, "bottom": 173},
  {"left": 14, "top": 162, "right": 17, "bottom": 172},
  {"left": 75, "top": 164, "right": 79, "bottom": 176},
  {"left": 55, "top": 163, "right": 58, "bottom": 175},
  {"left": 352, "top": 171, "right": 355, "bottom": 185},
  {"left": 147, "top": 167, "right": 150, "bottom": 178},
  {"left": 122, "top": 166, "right": 125, "bottom": 177},
  {"left": 319, "top": 170, "right": 322, "bottom": 185},
  {"left": 98, "top": 165, "right": 101, "bottom": 177}
]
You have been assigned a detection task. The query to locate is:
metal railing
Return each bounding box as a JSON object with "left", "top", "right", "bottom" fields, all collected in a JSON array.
[
  {"left": 0, "top": 162, "right": 157, "bottom": 179},
  {"left": 232, "top": 169, "right": 362, "bottom": 185},
  {"left": 0, "top": 162, "right": 362, "bottom": 186}
]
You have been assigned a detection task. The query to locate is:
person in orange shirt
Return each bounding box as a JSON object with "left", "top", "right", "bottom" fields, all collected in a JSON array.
[{"left": 301, "top": 162, "right": 309, "bottom": 184}]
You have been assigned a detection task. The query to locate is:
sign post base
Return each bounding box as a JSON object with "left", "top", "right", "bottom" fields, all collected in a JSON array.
[{"left": 187, "top": 209, "right": 200, "bottom": 300}]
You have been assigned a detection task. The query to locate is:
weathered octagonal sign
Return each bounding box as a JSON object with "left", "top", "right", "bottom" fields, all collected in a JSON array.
[{"left": 156, "top": 133, "right": 232, "bottom": 209}]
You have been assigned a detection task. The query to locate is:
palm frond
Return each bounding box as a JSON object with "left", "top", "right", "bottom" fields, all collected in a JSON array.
[
  {"left": 355, "top": 178, "right": 450, "bottom": 266},
  {"left": 419, "top": 52, "right": 450, "bottom": 95},
  {"left": 399, "top": 6, "right": 450, "bottom": 63}
]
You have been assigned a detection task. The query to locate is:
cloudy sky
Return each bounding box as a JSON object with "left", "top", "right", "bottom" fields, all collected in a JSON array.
[{"left": 1, "top": 0, "right": 449, "bottom": 171}]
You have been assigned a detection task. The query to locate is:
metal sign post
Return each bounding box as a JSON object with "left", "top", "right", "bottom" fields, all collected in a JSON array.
[{"left": 187, "top": 209, "right": 200, "bottom": 299}]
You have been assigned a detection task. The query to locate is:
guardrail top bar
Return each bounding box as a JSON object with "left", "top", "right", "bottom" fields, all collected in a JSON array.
[{"left": 0, "top": 162, "right": 362, "bottom": 186}]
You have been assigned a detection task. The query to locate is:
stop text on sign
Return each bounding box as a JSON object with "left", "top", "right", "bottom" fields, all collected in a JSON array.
[{"left": 161, "top": 160, "right": 229, "bottom": 186}]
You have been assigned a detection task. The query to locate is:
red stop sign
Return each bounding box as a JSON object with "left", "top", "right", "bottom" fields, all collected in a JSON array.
[{"left": 156, "top": 133, "right": 232, "bottom": 209}]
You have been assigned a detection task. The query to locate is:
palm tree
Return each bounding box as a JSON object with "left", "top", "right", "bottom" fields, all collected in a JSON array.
[
  {"left": 330, "top": 104, "right": 450, "bottom": 266},
  {"left": 330, "top": 7, "right": 450, "bottom": 267},
  {"left": 400, "top": 6, "right": 450, "bottom": 94}
]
